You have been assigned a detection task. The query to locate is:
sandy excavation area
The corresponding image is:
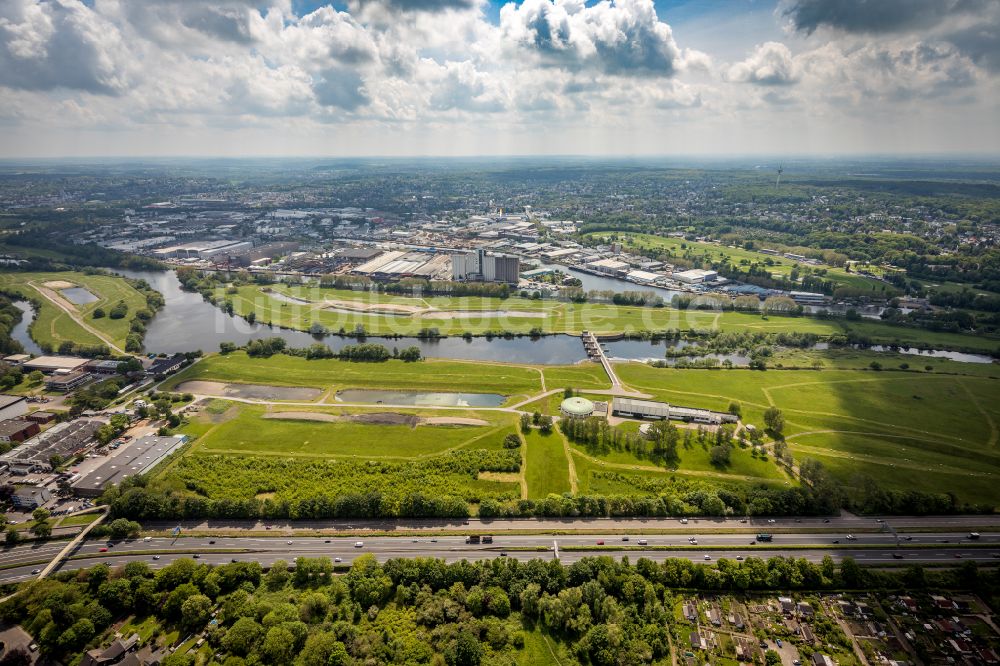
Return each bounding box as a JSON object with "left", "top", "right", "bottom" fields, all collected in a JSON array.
[
  {"left": 176, "top": 381, "right": 322, "bottom": 402},
  {"left": 43, "top": 280, "right": 78, "bottom": 289},
  {"left": 262, "top": 411, "right": 489, "bottom": 427}
]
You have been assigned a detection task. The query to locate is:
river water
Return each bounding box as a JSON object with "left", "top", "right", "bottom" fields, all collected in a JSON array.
[
  {"left": 9, "top": 268, "right": 988, "bottom": 366},
  {"left": 10, "top": 300, "right": 43, "bottom": 355}
]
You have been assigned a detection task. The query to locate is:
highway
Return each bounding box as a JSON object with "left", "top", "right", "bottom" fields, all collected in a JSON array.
[
  {"left": 139, "top": 513, "right": 1000, "bottom": 534},
  {"left": 2, "top": 530, "right": 998, "bottom": 586}
]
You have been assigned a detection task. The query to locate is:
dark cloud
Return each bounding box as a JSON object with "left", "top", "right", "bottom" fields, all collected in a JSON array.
[
  {"left": 179, "top": 6, "right": 256, "bottom": 44},
  {"left": 0, "top": 0, "right": 128, "bottom": 94},
  {"left": 782, "top": 0, "right": 990, "bottom": 35},
  {"left": 944, "top": 23, "right": 1000, "bottom": 72},
  {"left": 501, "top": 0, "right": 682, "bottom": 77},
  {"left": 312, "top": 68, "right": 369, "bottom": 110}
]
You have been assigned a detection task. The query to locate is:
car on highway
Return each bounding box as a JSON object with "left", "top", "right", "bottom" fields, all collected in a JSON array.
[
  {"left": 680, "top": 518, "right": 688, "bottom": 524},
  {"left": 735, "top": 556, "right": 744, "bottom": 561},
  {"left": 152, "top": 555, "right": 160, "bottom": 560},
  {"left": 892, "top": 553, "right": 903, "bottom": 559},
  {"left": 99, "top": 547, "right": 108, "bottom": 552},
  {"left": 832, "top": 540, "right": 839, "bottom": 544},
  {"left": 231, "top": 558, "right": 238, "bottom": 563},
  {"left": 954, "top": 553, "right": 962, "bottom": 558},
  {"left": 776, "top": 639, "right": 783, "bottom": 648},
  {"left": 31, "top": 569, "right": 40, "bottom": 574},
  {"left": 689, "top": 539, "right": 698, "bottom": 545},
  {"left": 704, "top": 555, "right": 711, "bottom": 560},
  {"left": 621, "top": 536, "right": 629, "bottom": 541},
  {"left": 354, "top": 541, "right": 364, "bottom": 548},
  {"left": 637, "top": 539, "right": 648, "bottom": 546},
  {"left": 767, "top": 519, "right": 776, "bottom": 524},
  {"left": 209, "top": 540, "right": 215, "bottom": 544},
  {"left": 334, "top": 557, "right": 342, "bottom": 563},
  {"left": 324, "top": 539, "right": 331, "bottom": 543},
  {"left": 143, "top": 536, "right": 151, "bottom": 541},
  {"left": 500, "top": 552, "right": 507, "bottom": 557},
  {"left": 846, "top": 534, "right": 856, "bottom": 540},
  {"left": 596, "top": 540, "right": 605, "bottom": 545},
  {"left": 193, "top": 554, "right": 201, "bottom": 559}
]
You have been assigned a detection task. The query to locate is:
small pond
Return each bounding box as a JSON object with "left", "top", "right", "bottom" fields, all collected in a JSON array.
[
  {"left": 61, "top": 287, "right": 99, "bottom": 305},
  {"left": 335, "top": 389, "right": 506, "bottom": 407}
]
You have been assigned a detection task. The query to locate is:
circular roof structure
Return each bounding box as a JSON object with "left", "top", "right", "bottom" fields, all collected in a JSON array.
[{"left": 560, "top": 396, "right": 595, "bottom": 417}]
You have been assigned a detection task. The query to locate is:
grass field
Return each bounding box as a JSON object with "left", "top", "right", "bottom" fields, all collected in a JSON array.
[
  {"left": 162, "top": 352, "right": 554, "bottom": 402},
  {"left": 215, "top": 281, "right": 997, "bottom": 352},
  {"left": 603, "top": 232, "right": 892, "bottom": 293},
  {"left": 0, "top": 271, "right": 150, "bottom": 351},
  {"left": 524, "top": 429, "right": 572, "bottom": 498},
  {"left": 615, "top": 361, "right": 1000, "bottom": 504},
  {"left": 190, "top": 404, "right": 518, "bottom": 460}
]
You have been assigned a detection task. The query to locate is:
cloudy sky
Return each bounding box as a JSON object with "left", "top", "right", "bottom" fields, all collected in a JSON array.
[{"left": 1, "top": 0, "right": 998, "bottom": 157}]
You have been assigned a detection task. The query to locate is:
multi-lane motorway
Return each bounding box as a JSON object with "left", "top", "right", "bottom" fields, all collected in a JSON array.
[{"left": 3, "top": 528, "right": 999, "bottom": 586}]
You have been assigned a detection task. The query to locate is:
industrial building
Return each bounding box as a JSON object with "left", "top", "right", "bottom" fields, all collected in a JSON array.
[
  {"left": 12, "top": 485, "right": 50, "bottom": 509},
  {"left": 72, "top": 434, "right": 188, "bottom": 497},
  {"left": 352, "top": 250, "right": 452, "bottom": 281},
  {"left": 23, "top": 355, "right": 90, "bottom": 374},
  {"left": 585, "top": 258, "right": 629, "bottom": 277},
  {"left": 672, "top": 269, "right": 719, "bottom": 284},
  {"left": 1, "top": 419, "right": 101, "bottom": 473},
  {"left": 611, "top": 397, "right": 738, "bottom": 425},
  {"left": 0, "top": 418, "right": 40, "bottom": 443},
  {"left": 45, "top": 371, "right": 92, "bottom": 392},
  {"left": 0, "top": 394, "right": 27, "bottom": 421},
  {"left": 152, "top": 240, "right": 253, "bottom": 260},
  {"left": 451, "top": 249, "right": 520, "bottom": 284}
]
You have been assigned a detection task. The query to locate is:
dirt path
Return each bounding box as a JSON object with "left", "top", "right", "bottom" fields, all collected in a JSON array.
[
  {"left": 556, "top": 428, "right": 579, "bottom": 494},
  {"left": 958, "top": 379, "right": 999, "bottom": 447},
  {"left": 27, "top": 280, "right": 125, "bottom": 354}
]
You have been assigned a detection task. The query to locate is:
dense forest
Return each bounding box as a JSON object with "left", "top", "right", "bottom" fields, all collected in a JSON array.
[{"left": 1, "top": 552, "right": 994, "bottom": 665}]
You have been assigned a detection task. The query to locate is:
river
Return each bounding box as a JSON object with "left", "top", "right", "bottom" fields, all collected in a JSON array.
[
  {"left": 6, "top": 268, "right": 979, "bottom": 366},
  {"left": 10, "top": 300, "right": 43, "bottom": 355}
]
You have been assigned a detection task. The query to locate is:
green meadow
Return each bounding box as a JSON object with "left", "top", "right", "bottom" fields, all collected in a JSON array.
[{"left": 0, "top": 270, "right": 150, "bottom": 350}]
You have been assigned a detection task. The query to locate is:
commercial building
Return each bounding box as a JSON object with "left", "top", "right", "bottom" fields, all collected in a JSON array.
[
  {"left": 12, "top": 485, "right": 50, "bottom": 509},
  {"left": 23, "top": 355, "right": 90, "bottom": 374},
  {"left": 451, "top": 249, "right": 520, "bottom": 284},
  {"left": 45, "top": 371, "right": 92, "bottom": 392},
  {"left": 72, "top": 434, "right": 188, "bottom": 497},
  {"left": 0, "top": 394, "right": 28, "bottom": 421},
  {"left": 611, "top": 398, "right": 738, "bottom": 425},
  {"left": 789, "top": 291, "right": 829, "bottom": 305},
  {"left": 0, "top": 419, "right": 40, "bottom": 443},
  {"left": 672, "top": 269, "right": 719, "bottom": 284},
  {"left": 560, "top": 397, "right": 596, "bottom": 419},
  {"left": 147, "top": 354, "right": 186, "bottom": 376}
]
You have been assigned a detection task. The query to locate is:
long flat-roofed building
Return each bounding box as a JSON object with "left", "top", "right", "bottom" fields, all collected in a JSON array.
[
  {"left": 72, "top": 434, "right": 188, "bottom": 497},
  {"left": 23, "top": 355, "right": 90, "bottom": 374},
  {"left": 0, "top": 394, "right": 28, "bottom": 421},
  {"left": 611, "top": 397, "right": 738, "bottom": 425}
]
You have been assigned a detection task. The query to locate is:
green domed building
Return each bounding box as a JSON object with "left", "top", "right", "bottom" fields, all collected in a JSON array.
[{"left": 560, "top": 396, "right": 595, "bottom": 418}]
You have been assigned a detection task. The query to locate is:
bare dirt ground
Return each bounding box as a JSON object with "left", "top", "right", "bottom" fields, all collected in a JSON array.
[
  {"left": 260, "top": 412, "right": 487, "bottom": 427},
  {"left": 42, "top": 280, "right": 77, "bottom": 289},
  {"left": 422, "top": 416, "right": 490, "bottom": 426},
  {"left": 262, "top": 411, "right": 340, "bottom": 422},
  {"left": 176, "top": 380, "right": 322, "bottom": 402}
]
